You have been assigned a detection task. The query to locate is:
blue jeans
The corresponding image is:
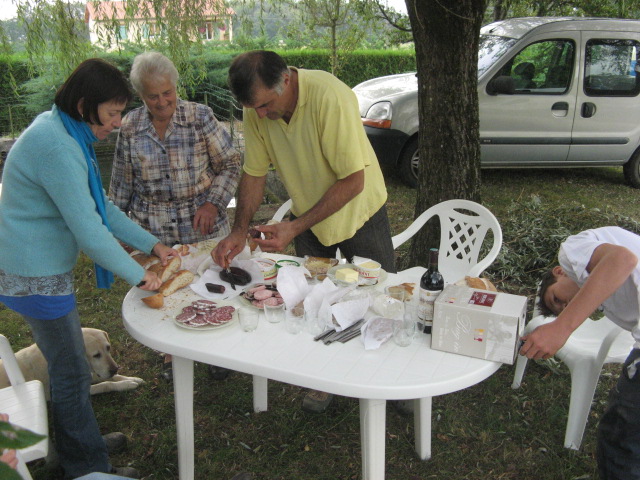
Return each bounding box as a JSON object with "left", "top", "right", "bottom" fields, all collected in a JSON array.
[
  {"left": 25, "top": 308, "right": 110, "bottom": 479},
  {"left": 291, "top": 205, "right": 397, "bottom": 273},
  {"left": 597, "top": 348, "right": 640, "bottom": 479}
]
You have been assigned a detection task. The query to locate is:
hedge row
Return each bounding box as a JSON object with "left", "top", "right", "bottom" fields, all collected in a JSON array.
[{"left": 0, "top": 48, "right": 415, "bottom": 137}]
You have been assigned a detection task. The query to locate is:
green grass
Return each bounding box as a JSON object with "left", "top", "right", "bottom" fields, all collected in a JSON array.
[{"left": 5, "top": 165, "right": 638, "bottom": 480}]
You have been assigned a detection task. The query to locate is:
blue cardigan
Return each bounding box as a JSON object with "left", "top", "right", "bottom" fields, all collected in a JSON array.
[{"left": 0, "top": 107, "right": 158, "bottom": 286}]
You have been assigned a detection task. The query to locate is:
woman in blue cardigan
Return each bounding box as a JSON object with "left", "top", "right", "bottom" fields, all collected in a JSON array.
[{"left": 0, "top": 58, "right": 177, "bottom": 479}]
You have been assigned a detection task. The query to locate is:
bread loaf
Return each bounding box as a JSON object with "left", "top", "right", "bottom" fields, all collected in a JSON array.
[
  {"left": 148, "top": 256, "right": 181, "bottom": 282},
  {"left": 159, "top": 270, "right": 195, "bottom": 296},
  {"left": 464, "top": 276, "right": 497, "bottom": 291},
  {"left": 132, "top": 252, "right": 160, "bottom": 269},
  {"left": 141, "top": 293, "right": 164, "bottom": 309}
]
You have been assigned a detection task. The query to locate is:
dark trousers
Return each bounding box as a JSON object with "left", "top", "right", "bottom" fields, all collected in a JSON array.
[
  {"left": 291, "top": 205, "right": 396, "bottom": 273},
  {"left": 597, "top": 348, "right": 640, "bottom": 479}
]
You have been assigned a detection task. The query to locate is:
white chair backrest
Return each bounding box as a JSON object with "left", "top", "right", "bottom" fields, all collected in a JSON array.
[
  {"left": 0, "top": 334, "right": 26, "bottom": 385},
  {"left": 271, "top": 199, "right": 292, "bottom": 223},
  {"left": 392, "top": 199, "right": 502, "bottom": 284}
]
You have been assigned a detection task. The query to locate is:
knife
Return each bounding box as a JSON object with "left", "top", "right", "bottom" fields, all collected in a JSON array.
[{"left": 224, "top": 257, "right": 236, "bottom": 290}]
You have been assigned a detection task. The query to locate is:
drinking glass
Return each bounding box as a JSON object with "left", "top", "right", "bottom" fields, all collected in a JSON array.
[
  {"left": 305, "top": 310, "right": 326, "bottom": 336},
  {"left": 393, "top": 316, "right": 416, "bottom": 347},
  {"left": 264, "top": 303, "right": 285, "bottom": 324},
  {"left": 238, "top": 307, "right": 259, "bottom": 332},
  {"left": 285, "top": 304, "right": 305, "bottom": 334}
]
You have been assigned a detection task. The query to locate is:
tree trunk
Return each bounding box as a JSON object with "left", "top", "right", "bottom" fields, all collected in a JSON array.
[{"left": 404, "top": 0, "right": 485, "bottom": 269}]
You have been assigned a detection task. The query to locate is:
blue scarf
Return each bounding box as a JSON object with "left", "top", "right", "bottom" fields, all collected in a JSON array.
[{"left": 59, "top": 109, "right": 114, "bottom": 289}]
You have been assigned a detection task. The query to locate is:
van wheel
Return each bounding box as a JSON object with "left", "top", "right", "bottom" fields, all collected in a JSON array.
[
  {"left": 398, "top": 138, "right": 419, "bottom": 188},
  {"left": 623, "top": 149, "right": 640, "bottom": 188}
]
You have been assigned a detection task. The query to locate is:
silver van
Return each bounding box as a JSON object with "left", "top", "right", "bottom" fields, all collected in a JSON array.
[{"left": 354, "top": 17, "right": 640, "bottom": 187}]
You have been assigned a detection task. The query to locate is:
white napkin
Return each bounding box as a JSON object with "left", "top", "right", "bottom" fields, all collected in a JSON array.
[
  {"left": 172, "top": 237, "right": 222, "bottom": 274},
  {"left": 190, "top": 258, "right": 262, "bottom": 301},
  {"left": 361, "top": 316, "right": 394, "bottom": 350},
  {"left": 275, "top": 265, "right": 311, "bottom": 309},
  {"left": 331, "top": 295, "right": 370, "bottom": 331}
]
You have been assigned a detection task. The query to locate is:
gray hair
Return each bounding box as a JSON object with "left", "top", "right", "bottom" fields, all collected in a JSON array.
[{"left": 130, "top": 52, "right": 179, "bottom": 94}]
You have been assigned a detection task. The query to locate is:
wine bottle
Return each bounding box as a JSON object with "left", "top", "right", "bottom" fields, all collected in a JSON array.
[{"left": 418, "top": 248, "right": 444, "bottom": 334}]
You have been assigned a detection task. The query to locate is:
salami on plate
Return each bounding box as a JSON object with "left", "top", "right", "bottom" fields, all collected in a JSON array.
[{"left": 173, "top": 300, "right": 237, "bottom": 330}]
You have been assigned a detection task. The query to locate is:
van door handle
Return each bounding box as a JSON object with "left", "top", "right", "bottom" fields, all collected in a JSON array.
[
  {"left": 552, "top": 102, "right": 569, "bottom": 112},
  {"left": 551, "top": 102, "right": 569, "bottom": 118},
  {"left": 581, "top": 102, "right": 597, "bottom": 118}
]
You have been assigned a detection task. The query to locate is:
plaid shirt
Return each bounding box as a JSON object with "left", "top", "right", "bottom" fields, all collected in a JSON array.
[{"left": 110, "top": 100, "right": 241, "bottom": 245}]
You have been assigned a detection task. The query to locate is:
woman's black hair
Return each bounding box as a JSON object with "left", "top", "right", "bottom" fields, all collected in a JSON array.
[{"left": 54, "top": 58, "right": 132, "bottom": 125}]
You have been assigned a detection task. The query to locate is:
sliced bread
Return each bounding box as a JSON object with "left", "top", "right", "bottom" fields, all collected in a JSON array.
[
  {"left": 159, "top": 270, "right": 195, "bottom": 296},
  {"left": 148, "top": 256, "right": 182, "bottom": 282},
  {"left": 132, "top": 252, "right": 161, "bottom": 269},
  {"left": 141, "top": 293, "right": 164, "bottom": 309}
]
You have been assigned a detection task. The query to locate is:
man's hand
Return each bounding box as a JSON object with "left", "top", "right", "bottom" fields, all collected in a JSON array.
[
  {"left": 193, "top": 202, "right": 219, "bottom": 236},
  {"left": 152, "top": 243, "right": 180, "bottom": 266},
  {"left": 253, "top": 222, "right": 296, "bottom": 252},
  {"left": 211, "top": 230, "right": 247, "bottom": 267},
  {"left": 519, "top": 320, "right": 573, "bottom": 360}
]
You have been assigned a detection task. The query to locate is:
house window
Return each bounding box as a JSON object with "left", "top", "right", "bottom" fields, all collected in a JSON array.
[
  {"left": 199, "top": 22, "right": 214, "bottom": 40},
  {"left": 117, "top": 24, "right": 127, "bottom": 40}
]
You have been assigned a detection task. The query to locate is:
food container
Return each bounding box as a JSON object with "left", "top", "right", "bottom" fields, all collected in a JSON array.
[
  {"left": 303, "top": 256, "right": 339, "bottom": 277},
  {"left": 275, "top": 259, "right": 301, "bottom": 269},
  {"left": 353, "top": 259, "right": 381, "bottom": 285},
  {"left": 254, "top": 258, "right": 277, "bottom": 282}
]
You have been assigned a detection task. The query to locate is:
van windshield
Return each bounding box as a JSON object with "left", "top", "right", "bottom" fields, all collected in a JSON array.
[{"left": 478, "top": 35, "right": 517, "bottom": 77}]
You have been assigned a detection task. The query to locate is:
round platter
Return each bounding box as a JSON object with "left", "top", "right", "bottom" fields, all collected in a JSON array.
[{"left": 172, "top": 301, "right": 238, "bottom": 330}]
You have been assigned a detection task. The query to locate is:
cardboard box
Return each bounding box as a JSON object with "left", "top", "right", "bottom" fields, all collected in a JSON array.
[{"left": 431, "top": 284, "right": 527, "bottom": 364}]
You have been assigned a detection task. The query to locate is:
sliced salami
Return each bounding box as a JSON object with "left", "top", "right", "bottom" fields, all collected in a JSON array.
[
  {"left": 263, "top": 297, "right": 280, "bottom": 306},
  {"left": 253, "top": 289, "right": 274, "bottom": 301},
  {"left": 176, "top": 311, "right": 197, "bottom": 323}
]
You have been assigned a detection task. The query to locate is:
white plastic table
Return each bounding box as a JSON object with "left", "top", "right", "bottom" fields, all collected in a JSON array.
[{"left": 122, "top": 265, "right": 502, "bottom": 480}]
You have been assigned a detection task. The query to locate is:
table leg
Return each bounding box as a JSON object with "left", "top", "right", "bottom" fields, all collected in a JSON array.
[
  {"left": 252, "top": 375, "right": 268, "bottom": 412},
  {"left": 172, "top": 356, "right": 194, "bottom": 480},
  {"left": 414, "top": 397, "right": 432, "bottom": 460},
  {"left": 360, "top": 398, "right": 386, "bottom": 480}
]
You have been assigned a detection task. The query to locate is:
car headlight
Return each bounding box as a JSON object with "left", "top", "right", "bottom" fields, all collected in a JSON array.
[{"left": 362, "top": 101, "right": 392, "bottom": 129}]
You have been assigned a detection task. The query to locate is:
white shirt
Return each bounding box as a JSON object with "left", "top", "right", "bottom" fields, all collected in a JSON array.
[{"left": 559, "top": 226, "right": 640, "bottom": 347}]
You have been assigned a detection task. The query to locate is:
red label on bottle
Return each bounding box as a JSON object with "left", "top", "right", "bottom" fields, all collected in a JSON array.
[{"left": 468, "top": 291, "right": 496, "bottom": 307}]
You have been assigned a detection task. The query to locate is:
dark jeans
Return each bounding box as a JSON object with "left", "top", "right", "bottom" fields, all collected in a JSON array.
[
  {"left": 291, "top": 204, "right": 396, "bottom": 273},
  {"left": 25, "top": 309, "right": 110, "bottom": 479},
  {"left": 597, "top": 348, "right": 640, "bottom": 480}
]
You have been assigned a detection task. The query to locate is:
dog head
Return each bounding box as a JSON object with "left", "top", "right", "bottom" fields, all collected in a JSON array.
[{"left": 82, "top": 328, "right": 119, "bottom": 381}]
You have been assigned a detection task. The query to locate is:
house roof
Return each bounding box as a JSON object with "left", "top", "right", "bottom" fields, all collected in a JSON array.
[{"left": 85, "top": 0, "right": 233, "bottom": 22}]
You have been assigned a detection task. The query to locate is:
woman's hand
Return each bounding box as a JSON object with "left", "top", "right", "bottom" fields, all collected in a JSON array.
[
  {"left": 152, "top": 243, "right": 180, "bottom": 265},
  {"left": 0, "top": 414, "right": 18, "bottom": 471},
  {"left": 139, "top": 270, "right": 162, "bottom": 291},
  {"left": 193, "top": 202, "right": 219, "bottom": 236}
]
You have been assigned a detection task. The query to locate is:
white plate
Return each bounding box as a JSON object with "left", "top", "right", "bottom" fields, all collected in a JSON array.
[
  {"left": 328, "top": 264, "right": 388, "bottom": 287},
  {"left": 172, "top": 301, "right": 238, "bottom": 330}
]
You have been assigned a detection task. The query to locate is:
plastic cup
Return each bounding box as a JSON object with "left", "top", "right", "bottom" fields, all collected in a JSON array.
[
  {"left": 305, "top": 311, "right": 326, "bottom": 336},
  {"left": 385, "top": 286, "right": 406, "bottom": 302},
  {"left": 264, "top": 302, "right": 285, "bottom": 324},
  {"left": 285, "top": 304, "right": 305, "bottom": 334},
  {"left": 238, "top": 307, "right": 259, "bottom": 332}
]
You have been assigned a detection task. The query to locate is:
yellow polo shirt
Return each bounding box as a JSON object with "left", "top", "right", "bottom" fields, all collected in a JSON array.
[{"left": 243, "top": 68, "right": 387, "bottom": 246}]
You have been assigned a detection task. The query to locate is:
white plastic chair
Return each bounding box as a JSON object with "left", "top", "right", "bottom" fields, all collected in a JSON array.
[
  {"left": 271, "top": 199, "right": 292, "bottom": 223},
  {"left": 392, "top": 199, "right": 503, "bottom": 283},
  {"left": 0, "top": 334, "right": 49, "bottom": 480},
  {"left": 512, "top": 315, "right": 634, "bottom": 450}
]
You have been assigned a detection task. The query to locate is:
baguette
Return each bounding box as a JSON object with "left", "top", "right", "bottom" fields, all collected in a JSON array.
[
  {"left": 132, "top": 252, "right": 161, "bottom": 269},
  {"left": 159, "top": 270, "right": 195, "bottom": 297},
  {"left": 141, "top": 293, "right": 164, "bottom": 309},
  {"left": 148, "top": 256, "right": 182, "bottom": 282}
]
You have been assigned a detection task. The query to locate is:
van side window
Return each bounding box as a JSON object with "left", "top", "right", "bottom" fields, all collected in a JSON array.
[
  {"left": 584, "top": 39, "right": 640, "bottom": 97},
  {"left": 496, "top": 39, "right": 575, "bottom": 95}
]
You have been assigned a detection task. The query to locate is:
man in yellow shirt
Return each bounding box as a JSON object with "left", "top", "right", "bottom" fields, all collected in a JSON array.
[{"left": 212, "top": 50, "right": 395, "bottom": 413}]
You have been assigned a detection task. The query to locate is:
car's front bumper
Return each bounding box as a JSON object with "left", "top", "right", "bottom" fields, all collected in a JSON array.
[{"left": 364, "top": 126, "right": 409, "bottom": 171}]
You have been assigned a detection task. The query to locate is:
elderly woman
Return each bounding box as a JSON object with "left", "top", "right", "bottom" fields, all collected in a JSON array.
[
  {"left": 0, "top": 58, "right": 177, "bottom": 479},
  {"left": 109, "top": 51, "right": 241, "bottom": 246}
]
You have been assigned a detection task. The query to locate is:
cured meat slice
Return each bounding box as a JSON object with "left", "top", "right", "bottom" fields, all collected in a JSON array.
[
  {"left": 253, "top": 289, "right": 274, "bottom": 301},
  {"left": 263, "top": 297, "right": 280, "bottom": 306},
  {"left": 176, "top": 311, "right": 197, "bottom": 323}
]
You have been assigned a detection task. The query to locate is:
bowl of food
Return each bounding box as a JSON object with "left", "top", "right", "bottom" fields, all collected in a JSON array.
[{"left": 304, "top": 256, "right": 339, "bottom": 280}]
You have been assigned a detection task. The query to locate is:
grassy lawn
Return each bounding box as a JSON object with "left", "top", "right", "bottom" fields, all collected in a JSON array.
[{"left": 4, "top": 165, "right": 638, "bottom": 479}]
